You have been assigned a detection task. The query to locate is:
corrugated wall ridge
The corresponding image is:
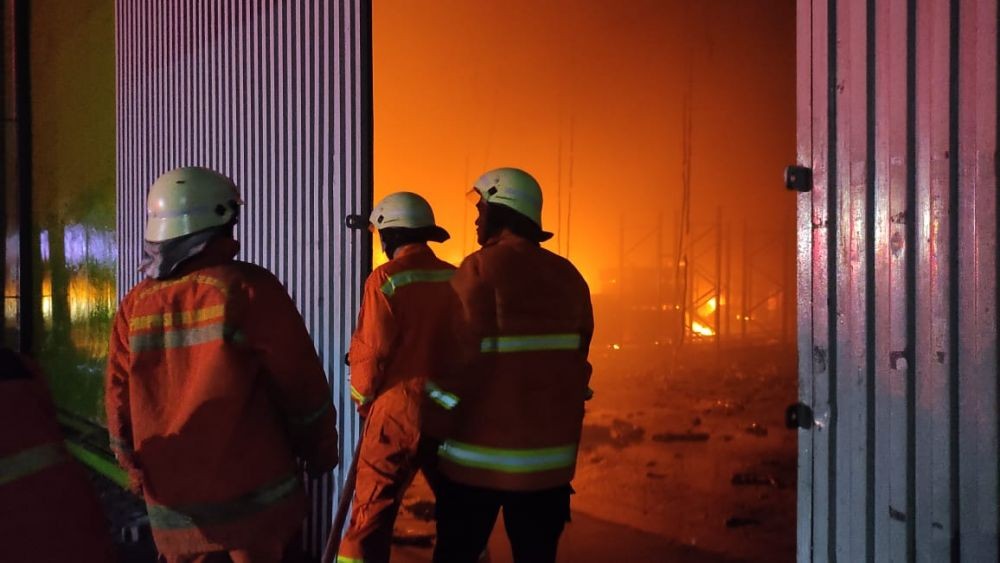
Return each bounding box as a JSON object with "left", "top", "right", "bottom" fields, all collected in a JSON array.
[{"left": 115, "top": 1, "right": 372, "bottom": 555}]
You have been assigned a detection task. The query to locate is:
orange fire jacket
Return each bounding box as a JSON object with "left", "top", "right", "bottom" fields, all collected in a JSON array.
[
  {"left": 1, "top": 351, "right": 115, "bottom": 563},
  {"left": 105, "top": 237, "right": 339, "bottom": 555},
  {"left": 348, "top": 243, "right": 457, "bottom": 416},
  {"left": 426, "top": 231, "right": 594, "bottom": 491}
]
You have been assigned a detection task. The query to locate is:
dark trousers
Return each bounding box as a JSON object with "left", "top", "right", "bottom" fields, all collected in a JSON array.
[{"left": 432, "top": 476, "right": 571, "bottom": 563}]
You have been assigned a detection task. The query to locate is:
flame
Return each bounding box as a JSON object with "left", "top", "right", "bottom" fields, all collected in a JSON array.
[{"left": 691, "top": 320, "right": 715, "bottom": 337}]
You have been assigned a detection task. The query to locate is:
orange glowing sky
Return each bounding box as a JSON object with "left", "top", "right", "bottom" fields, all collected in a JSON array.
[{"left": 373, "top": 0, "right": 796, "bottom": 292}]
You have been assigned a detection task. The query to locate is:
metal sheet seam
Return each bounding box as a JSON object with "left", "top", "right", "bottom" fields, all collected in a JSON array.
[
  {"left": 825, "top": 1, "right": 839, "bottom": 560},
  {"left": 947, "top": 0, "right": 961, "bottom": 557},
  {"left": 904, "top": 0, "right": 918, "bottom": 559}
]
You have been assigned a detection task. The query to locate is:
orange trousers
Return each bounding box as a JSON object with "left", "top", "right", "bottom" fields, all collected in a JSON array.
[{"left": 338, "top": 389, "right": 435, "bottom": 563}]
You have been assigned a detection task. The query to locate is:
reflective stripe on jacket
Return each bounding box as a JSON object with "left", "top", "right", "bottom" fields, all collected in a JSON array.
[
  {"left": 105, "top": 237, "right": 339, "bottom": 555},
  {"left": 1, "top": 351, "right": 114, "bottom": 563},
  {"left": 429, "top": 231, "right": 594, "bottom": 491}
]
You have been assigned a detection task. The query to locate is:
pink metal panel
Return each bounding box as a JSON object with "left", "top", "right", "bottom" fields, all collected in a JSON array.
[
  {"left": 832, "top": 0, "right": 871, "bottom": 560},
  {"left": 795, "top": 0, "right": 815, "bottom": 559},
  {"left": 957, "top": 0, "right": 998, "bottom": 560},
  {"left": 913, "top": 0, "right": 955, "bottom": 559},
  {"left": 807, "top": 0, "right": 834, "bottom": 559},
  {"left": 872, "top": 0, "right": 912, "bottom": 560},
  {"left": 800, "top": 0, "right": 997, "bottom": 561}
]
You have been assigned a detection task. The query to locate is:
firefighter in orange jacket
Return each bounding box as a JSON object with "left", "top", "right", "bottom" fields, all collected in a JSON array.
[
  {"left": 425, "top": 167, "right": 594, "bottom": 563},
  {"left": 105, "top": 167, "right": 340, "bottom": 562},
  {"left": 1, "top": 347, "right": 116, "bottom": 563},
  {"left": 338, "top": 192, "right": 457, "bottom": 563}
]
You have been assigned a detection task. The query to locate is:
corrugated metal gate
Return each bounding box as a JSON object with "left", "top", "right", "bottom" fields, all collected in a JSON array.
[
  {"left": 796, "top": 0, "right": 998, "bottom": 561},
  {"left": 115, "top": 0, "right": 372, "bottom": 555}
]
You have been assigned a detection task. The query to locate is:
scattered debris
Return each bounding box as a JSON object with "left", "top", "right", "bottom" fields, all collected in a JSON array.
[
  {"left": 745, "top": 423, "right": 769, "bottom": 437},
  {"left": 652, "top": 432, "right": 710, "bottom": 443},
  {"left": 404, "top": 500, "right": 436, "bottom": 522},
  {"left": 580, "top": 418, "right": 645, "bottom": 451},
  {"left": 703, "top": 399, "right": 745, "bottom": 416},
  {"left": 725, "top": 516, "right": 761, "bottom": 528},
  {"left": 610, "top": 419, "right": 646, "bottom": 443},
  {"left": 731, "top": 472, "right": 780, "bottom": 488}
]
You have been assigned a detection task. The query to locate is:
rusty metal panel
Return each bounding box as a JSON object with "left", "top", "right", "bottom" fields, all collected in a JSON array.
[
  {"left": 115, "top": 0, "right": 372, "bottom": 555},
  {"left": 799, "top": 0, "right": 997, "bottom": 561}
]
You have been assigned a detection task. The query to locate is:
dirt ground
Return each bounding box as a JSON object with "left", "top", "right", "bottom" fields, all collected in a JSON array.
[{"left": 392, "top": 343, "right": 799, "bottom": 562}]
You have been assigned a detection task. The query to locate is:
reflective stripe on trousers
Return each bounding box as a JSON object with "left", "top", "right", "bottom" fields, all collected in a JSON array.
[
  {"left": 424, "top": 381, "right": 459, "bottom": 410},
  {"left": 479, "top": 333, "right": 582, "bottom": 353},
  {"left": 438, "top": 440, "right": 577, "bottom": 474},
  {"left": 146, "top": 474, "right": 300, "bottom": 529},
  {"left": 0, "top": 442, "right": 69, "bottom": 486}
]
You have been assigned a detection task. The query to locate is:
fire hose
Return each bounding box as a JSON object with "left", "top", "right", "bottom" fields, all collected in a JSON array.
[
  {"left": 320, "top": 424, "right": 364, "bottom": 563},
  {"left": 321, "top": 352, "right": 369, "bottom": 563}
]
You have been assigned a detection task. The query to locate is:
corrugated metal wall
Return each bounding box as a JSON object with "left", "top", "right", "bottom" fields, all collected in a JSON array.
[
  {"left": 796, "top": 0, "right": 998, "bottom": 561},
  {"left": 115, "top": 0, "right": 372, "bottom": 555}
]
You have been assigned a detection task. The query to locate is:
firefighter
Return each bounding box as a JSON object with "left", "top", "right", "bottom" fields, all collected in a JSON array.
[
  {"left": 105, "top": 166, "right": 340, "bottom": 563},
  {"left": 338, "top": 192, "right": 457, "bottom": 563},
  {"left": 1, "top": 347, "right": 116, "bottom": 563},
  {"left": 425, "top": 167, "right": 594, "bottom": 563}
]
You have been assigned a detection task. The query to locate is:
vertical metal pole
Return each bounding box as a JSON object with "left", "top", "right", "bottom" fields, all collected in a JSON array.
[
  {"left": 783, "top": 224, "right": 792, "bottom": 346},
  {"left": 656, "top": 212, "right": 663, "bottom": 345},
  {"left": 13, "top": 0, "right": 32, "bottom": 355},
  {"left": 685, "top": 226, "right": 694, "bottom": 347},
  {"left": 618, "top": 213, "right": 625, "bottom": 346},
  {"left": 724, "top": 222, "right": 732, "bottom": 344},
  {"left": 0, "top": 0, "right": 8, "bottom": 347},
  {"left": 715, "top": 207, "right": 722, "bottom": 353},
  {"left": 742, "top": 220, "right": 749, "bottom": 342}
]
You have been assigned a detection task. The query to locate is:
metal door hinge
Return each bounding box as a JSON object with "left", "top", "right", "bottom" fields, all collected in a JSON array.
[
  {"left": 345, "top": 214, "right": 367, "bottom": 230},
  {"left": 785, "top": 402, "right": 814, "bottom": 429},
  {"left": 784, "top": 165, "right": 813, "bottom": 192}
]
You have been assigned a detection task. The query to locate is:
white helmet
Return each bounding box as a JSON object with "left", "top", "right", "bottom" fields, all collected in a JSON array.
[
  {"left": 471, "top": 167, "right": 550, "bottom": 235},
  {"left": 145, "top": 167, "right": 242, "bottom": 242},
  {"left": 369, "top": 192, "right": 449, "bottom": 242}
]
